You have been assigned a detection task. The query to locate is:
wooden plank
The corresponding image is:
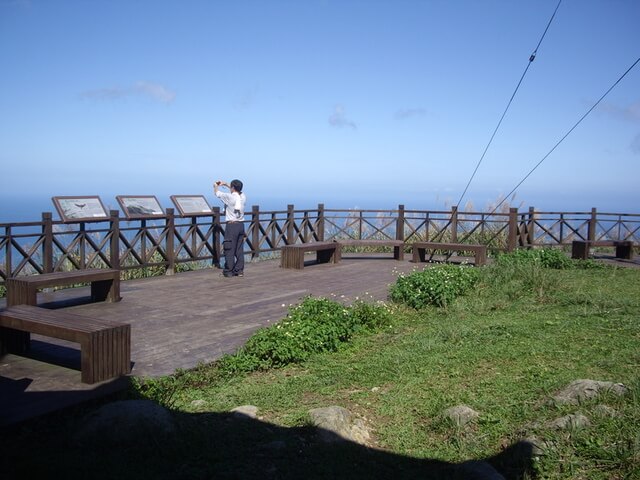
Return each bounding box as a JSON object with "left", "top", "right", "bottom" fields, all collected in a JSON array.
[
  {"left": 280, "top": 242, "right": 341, "bottom": 269},
  {"left": 571, "top": 240, "right": 633, "bottom": 260},
  {"left": 0, "top": 305, "right": 131, "bottom": 384},
  {"left": 6, "top": 269, "right": 120, "bottom": 306}
]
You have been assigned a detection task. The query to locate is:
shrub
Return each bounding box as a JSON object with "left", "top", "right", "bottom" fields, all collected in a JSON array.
[
  {"left": 217, "top": 297, "right": 392, "bottom": 375},
  {"left": 495, "top": 247, "right": 573, "bottom": 269},
  {"left": 389, "top": 264, "right": 479, "bottom": 309}
]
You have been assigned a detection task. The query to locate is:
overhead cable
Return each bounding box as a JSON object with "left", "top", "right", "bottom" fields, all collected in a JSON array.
[
  {"left": 455, "top": 0, "right": 563, "bottom": 208},
  {"left": 490, "top": 55, "right": 640, "bottom": 215}
]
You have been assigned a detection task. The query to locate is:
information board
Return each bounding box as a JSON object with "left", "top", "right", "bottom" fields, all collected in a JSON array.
[
  {"left": 116, "top": 195, "right": 164, "bottom": 219},
  {"left": 52, "top": 196, "right": 109, "bottom": 222},
  {"left": 170, "top": 195, "right": 212, "bottom": 216}
]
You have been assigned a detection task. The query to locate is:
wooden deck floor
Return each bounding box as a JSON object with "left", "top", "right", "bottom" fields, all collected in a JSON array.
[{"left": 0, "top": 254, "right": 420, "bottom": 425}]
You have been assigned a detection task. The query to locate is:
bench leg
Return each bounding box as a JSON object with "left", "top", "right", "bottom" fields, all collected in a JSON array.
[
  {"left": 572, "top": 242, "right": 589, "bottom": 260},
  {"left": 91, "top": 278, "right": 120, "bottom": 303},
  {"left": 615, "top": 243, "right": 633, "bottom": 260},
  {"left": 80, "top": 325, "right": 131, "bottom": 384},
  {"left": 394, "top": 246, "right": 404, "bottom": 261},
  {"left": 475, "top": 249, "right": 487, "bottom": 266},
  {"left": 317, "top": 249, "right": 334, "bottom": 264},
  {"left": 412, "top": 247, "right": 426, "bottom": 263},
  {"left": 6, "top": 280, "right": 37, "bottom": 306}
]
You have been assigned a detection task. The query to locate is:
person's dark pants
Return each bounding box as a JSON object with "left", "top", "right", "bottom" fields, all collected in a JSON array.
[{"left": 223, "top": 222, "right": 245, "bottom": 276}]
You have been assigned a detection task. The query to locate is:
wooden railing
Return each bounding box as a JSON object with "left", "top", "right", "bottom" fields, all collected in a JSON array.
[{"left": 1, "top": 205, "right": 638, "bottom": 284}]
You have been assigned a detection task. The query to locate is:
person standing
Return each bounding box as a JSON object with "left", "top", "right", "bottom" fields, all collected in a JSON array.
[{"left": 214, "top": 179, "right": 246, "bottom": 277}]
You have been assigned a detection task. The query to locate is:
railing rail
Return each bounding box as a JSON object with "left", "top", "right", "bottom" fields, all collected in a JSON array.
[{"left": 1, "top": 205, "right": 638, "bottom": 283}]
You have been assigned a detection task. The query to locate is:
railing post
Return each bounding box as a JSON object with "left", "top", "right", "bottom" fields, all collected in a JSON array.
[
  {"left": 286, "top": 204, "right": 295, "bottom": 245},
  {"left": 4, "top": 224, "right": 12, "bottom": 278},
  {"left": 42, "top": 212, "right": 54, "bottom": 273},
  {"left": 507, "top": 208, "right": 518, "bottom": 252},
  {"left": 396, "top": 204, "right": 405, "bottom": 241},
  {"left": 79, "top": 222, "right": 86, "bottom": 270},
  {"left": 527, "top": 207, "right": 536, "bottom": 247},
  {"left": 251, "top": 205, "right": 260, "bottom": 260},
  {"left": 166, "top": 208, "right": 175, "bottom": 275},
  {"left": 109, "top": 210, "right": 121, "bottom": 272},
  {"left": 317, "top": 204, "right": 325, "bottom": 241},
  {"left": 451, "top": 206, "right": 458, "bottom": 243},
  {"left": 588, "top": 207, "right": 597, "bottom": 241},
  {"left": 191, "top": 216, "right": 198, "bottom": 259},
  {"left": 212, "top": 206, "right": 221, "bottom": 267}
]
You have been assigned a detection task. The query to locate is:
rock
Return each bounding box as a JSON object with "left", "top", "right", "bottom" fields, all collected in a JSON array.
[
  {"left": 231, "top": 405, "right": 259, "bottom": 419},
  {"left": 443, "top": 405, "right": 480, "bottom": 427},
  {"left": 190, "top": 399, "right": 207, "bottom": 408},
  {"left": 551, "top": 379, "right": 627, "bottom": 405},
  {"left": 521, "top": 436, "right": 549, "bottom": 456},
  {"left": 594, "top": 404, "right": 618, "bottom": 418},
  {"left": 75, "top": 400, "right": 174, "bottom": 446},
  {"left": 547, "top": 413, "right": 591, "bottom": 431},
  {"left": 308, "top": 406, "right": 371, "bottom": 445}
]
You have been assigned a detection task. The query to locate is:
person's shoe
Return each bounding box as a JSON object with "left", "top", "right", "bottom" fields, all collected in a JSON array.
[
  {"left": 220, "top": 272, "right": 233, "bottom": 278},
  {"left": 234, "top": 272, "right": 244, "bottom": 277}
]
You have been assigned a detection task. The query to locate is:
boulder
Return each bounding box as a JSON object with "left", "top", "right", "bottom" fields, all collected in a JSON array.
[{"left": 551, "top": 379, "right": 627, "bottom": 405}]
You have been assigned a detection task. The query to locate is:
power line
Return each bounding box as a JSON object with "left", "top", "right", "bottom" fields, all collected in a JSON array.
[
  {"left": 490, "top": 55, "right": 640, "bottom": 215},
  {"left": 455, "top": 0, "right": 563, "bottom": 208}
]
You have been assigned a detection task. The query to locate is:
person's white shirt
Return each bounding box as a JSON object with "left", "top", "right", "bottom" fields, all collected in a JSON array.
[{"left": 216, "top": 190, "right": 246, "bottom": 222}]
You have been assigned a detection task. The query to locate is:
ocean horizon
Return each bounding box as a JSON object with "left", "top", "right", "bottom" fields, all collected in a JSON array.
[{"left": 0, "top": 192, "right": 638, "bottom": 224}]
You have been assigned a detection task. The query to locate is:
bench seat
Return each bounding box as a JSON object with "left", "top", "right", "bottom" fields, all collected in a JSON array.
[
  {"left": 6, "top": 268, "right": 120, "bottom": 307},
  {"left": 280, "top": 242, "right": 342, "bottom": 269},
  {"left": 411, "top": 242, "right": 487, "bottom": 266},
  {"left": 0, "top": 305, "right": 131, "bottom": 384},
  {"left": 571, "top": 240, "right": 633, "bottom": 260}
]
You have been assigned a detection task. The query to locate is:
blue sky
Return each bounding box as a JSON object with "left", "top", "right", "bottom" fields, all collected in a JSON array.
[{"left": 1, "top": 0, "right": 639, "bottom": 219}]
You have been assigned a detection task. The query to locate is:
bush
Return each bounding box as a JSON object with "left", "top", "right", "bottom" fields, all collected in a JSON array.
[
  {"left": 495, "top": 247, "right": 573, "bottom": 269},
  {"left": 389, "top": 264, "right": 479, "bottom": 309},
  {"left": 217, "top": 297, "right": 392, "bottom": 375}
]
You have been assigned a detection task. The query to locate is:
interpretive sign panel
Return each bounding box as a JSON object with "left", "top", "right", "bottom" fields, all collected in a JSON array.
[
  {"left": 170, "top": 195, "right": 212, "bottom": 216},
  {"left": 52, "top": 196, "right": 109, "bottom": 222},
  {"left": 116, "top": 195, "right": 164, "bottom": 219}
]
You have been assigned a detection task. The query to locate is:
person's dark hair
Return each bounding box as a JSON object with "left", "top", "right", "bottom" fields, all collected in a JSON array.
[{"left": 230, "top": 179, "right": 243, "bottom": 193}]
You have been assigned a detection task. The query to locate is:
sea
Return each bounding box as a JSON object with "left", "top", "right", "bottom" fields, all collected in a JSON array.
[{"left": 0, "top": 191, "right": 637, "bottom": 225}]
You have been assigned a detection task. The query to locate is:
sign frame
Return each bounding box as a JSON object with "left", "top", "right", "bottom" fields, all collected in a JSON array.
[
  {"left": 52, "top": 196, "right": 110, "bottom": 223},
  {"left": 170, "top": 195, "right": 213, "bottom": 217},
  {"left": 116, "top": 195, "right": 165, "bottom": 219}
]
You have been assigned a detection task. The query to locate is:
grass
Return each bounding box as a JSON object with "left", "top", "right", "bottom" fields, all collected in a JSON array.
[{"left": 1, "top": 255, "right": 639, "bottom": 479}]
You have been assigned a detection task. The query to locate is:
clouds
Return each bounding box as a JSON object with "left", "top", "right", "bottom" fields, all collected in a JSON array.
[
  {"left": 598, "top": 100, "right": 640, "bottom": 155},
  {"left": 328, "top": 104, "right": 357, "bottom": 129},
  {"left": 395, "top": 107, "right": 427, "bottom": 120},
  {"left": 598, "top": 100, "right": 640, "bottom": 123},
  {"left": 82, "top": 81, "right": 176, "bottom": 104},
  {"left": 631, "top": 133, "right": 640, "bottom": 155}
]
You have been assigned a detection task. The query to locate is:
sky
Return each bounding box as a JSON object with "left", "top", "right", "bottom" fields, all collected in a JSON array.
[{"left": 1, "top": 0, "right": 639, "bottom": 221}]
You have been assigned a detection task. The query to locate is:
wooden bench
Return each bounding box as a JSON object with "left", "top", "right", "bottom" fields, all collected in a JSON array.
[
  {"left": 0, "top": 305, "right": 131, "bottom": 384},
  {"left": 6, "top": 268, "right": 121, "bottom": 307},
  {"left": 571, "top": 240, "right": 634, "bottom": 260},
  {"left": 411, "top": 242, "right": 487, "bottom": 266},
  {"left": 338, "top": 239, "right": 405, "bottom": 260},
  {"left": 280, "top": 241, "right": 342, "bottom": 269}
]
